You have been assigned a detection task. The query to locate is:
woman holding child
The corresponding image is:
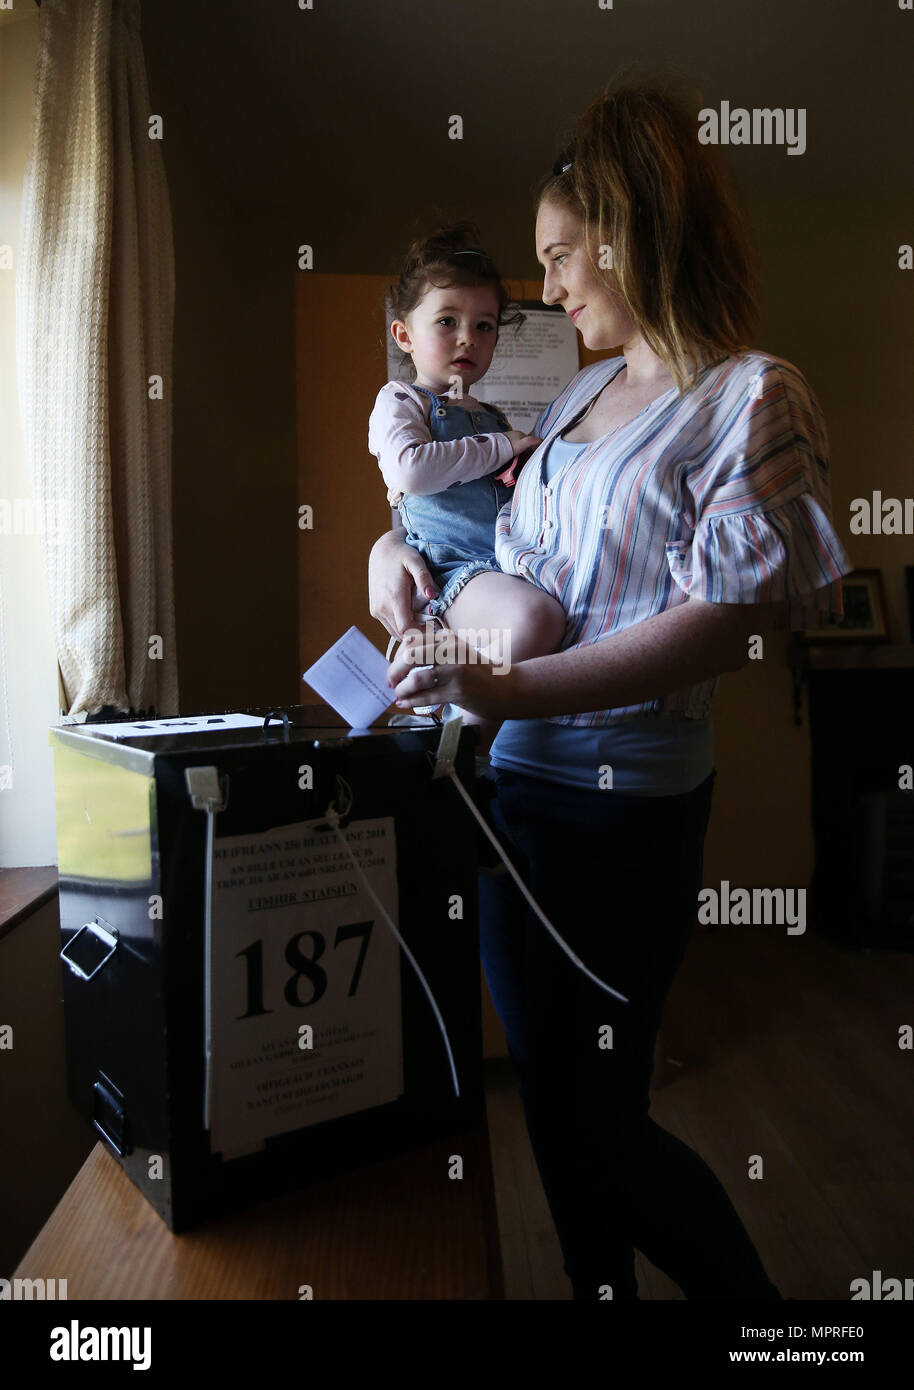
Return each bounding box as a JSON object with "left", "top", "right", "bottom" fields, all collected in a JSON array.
[{"left": 369, "top": 81, "right": 850, "bottom": 1300}]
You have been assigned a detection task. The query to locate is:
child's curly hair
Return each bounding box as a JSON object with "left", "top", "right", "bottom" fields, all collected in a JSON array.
[{"left": 390, "top": 220, "right": 525, "bottom": 336}]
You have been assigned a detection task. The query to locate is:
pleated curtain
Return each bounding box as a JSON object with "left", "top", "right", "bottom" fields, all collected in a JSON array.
[{"left": 16, "top": 0, "right": 178, "bottom": 718}]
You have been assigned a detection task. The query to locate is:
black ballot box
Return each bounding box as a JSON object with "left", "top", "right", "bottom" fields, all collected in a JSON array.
[{"left": 49, "top": 705, "right": 484, "bottom": 1231}]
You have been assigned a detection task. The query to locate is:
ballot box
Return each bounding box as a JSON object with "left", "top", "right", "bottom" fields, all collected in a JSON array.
[{"left": 49, "top": 705, "right": 483, "bottom": 1231}]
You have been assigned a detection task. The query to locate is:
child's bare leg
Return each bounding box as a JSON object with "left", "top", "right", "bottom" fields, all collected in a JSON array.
[{"left": 441, "top": 572, "right": 566, "bottom": 753}]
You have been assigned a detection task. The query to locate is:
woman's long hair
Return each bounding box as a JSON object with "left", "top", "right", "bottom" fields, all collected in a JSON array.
[{"left": 538, "top": 79, "right": 761, "bottom": 394}]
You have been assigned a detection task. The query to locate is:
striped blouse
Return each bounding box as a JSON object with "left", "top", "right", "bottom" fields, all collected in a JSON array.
[{"left": 493, "top": 350, "right": 852, "bottom": 728}]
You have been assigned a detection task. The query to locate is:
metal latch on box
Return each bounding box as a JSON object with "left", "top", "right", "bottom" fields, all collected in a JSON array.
[
  {"left": 429, "top": 708, "right": 463, "bottom": 779},
  {"left": 59, "top": 918, "right": 119, "bottom": 982},
  {"left": 92, "top": 1070, "right": 129, "bottom": 1156}
]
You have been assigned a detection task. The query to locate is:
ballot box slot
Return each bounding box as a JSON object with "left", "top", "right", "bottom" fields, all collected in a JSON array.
[
  {"left": 60, "top": 917, "right": 119, "bottom": 982},
  {"left": 260, "top": 709, "right": 291, "bottom": 742}
]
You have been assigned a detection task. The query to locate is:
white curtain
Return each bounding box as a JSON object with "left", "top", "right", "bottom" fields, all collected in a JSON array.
[{"left": 16, "top": 0, "right": 178, "bottom": 718}]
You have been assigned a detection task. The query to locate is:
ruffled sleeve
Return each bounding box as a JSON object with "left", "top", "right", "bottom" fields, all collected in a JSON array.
[
  {"left": 664, "top": 358, "right": 853, "bottom": 630},
  {"left": 665, "top": 496, "right": 849, "bottom": 629}
]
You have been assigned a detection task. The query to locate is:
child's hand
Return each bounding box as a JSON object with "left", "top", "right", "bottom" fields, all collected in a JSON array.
[
  {"left": 497, "top": 432, "right": 542, "bottom": 486},
  {"left": 505, "top": 429, "right": 542, "bottom": 457}
]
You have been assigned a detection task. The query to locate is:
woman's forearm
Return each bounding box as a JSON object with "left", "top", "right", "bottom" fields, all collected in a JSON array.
[{"left": 506, "top": 597, "right": 785, "bottom": 719}]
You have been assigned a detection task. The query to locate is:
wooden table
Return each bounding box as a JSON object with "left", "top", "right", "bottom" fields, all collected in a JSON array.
[{"left": 14, "top": 1130, "right": 504, "bottom": 1300}]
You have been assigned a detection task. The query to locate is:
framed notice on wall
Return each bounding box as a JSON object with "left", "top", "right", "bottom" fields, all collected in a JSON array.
[
  {"left": 385, "top": 299, "right": 580, "bottom": 434},
  {"left": 482, "top": 302, "right": 581, "bottom": 433},
  {"left": 208, "top": 816, "right": 404, "bottom": 1158}
]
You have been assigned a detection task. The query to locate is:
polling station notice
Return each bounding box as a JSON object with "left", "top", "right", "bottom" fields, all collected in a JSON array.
[{"left": 208, "top": 816, "right": 403, "bottom": 1156}]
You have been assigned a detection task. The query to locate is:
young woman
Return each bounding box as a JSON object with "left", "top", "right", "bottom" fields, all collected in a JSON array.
[{"left": 370, "top": 82, "right": 851, "bottom": 1300}]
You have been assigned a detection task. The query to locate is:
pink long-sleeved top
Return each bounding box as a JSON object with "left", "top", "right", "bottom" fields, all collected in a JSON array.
[{"left": 368, "top": 381, "right": 515, "bottom": 504}]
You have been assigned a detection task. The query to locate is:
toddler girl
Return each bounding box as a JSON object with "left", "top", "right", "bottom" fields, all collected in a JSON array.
[{"left": 368, "top": 222, "right": 567, "bottom": 747}]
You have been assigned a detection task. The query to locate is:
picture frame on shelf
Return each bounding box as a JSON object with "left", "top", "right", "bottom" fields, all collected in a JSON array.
[{"left": 798, "top": 568, "right": 889, "bottom": 644}]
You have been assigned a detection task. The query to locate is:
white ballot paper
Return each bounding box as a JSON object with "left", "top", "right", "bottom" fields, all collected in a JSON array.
[
  {"left": 302, "top": 626, "right": 393, "bottom": 728},
  {"left": 209, "top": 815, "right": 404, "bottom": 1156}
]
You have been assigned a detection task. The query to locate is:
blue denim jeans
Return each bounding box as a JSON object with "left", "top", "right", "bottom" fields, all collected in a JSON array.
[{"left": 478, "top": 767, "right": 782, "bottom": 1300}]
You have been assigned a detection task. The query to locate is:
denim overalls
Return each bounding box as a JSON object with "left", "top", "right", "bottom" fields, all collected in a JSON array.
[{"left": 399, "top": 385, "right": 516, "bottom": 619}]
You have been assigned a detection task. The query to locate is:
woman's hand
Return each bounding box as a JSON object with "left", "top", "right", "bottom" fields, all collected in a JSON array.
[
  {"left": 386, "top": 628, "right": 520, "bottom": 722},
  {"left": 368, "top": 530, "right": 439, "bottom": 639}
]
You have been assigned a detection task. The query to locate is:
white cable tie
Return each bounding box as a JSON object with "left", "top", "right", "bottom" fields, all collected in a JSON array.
[
  {"left": 446, "top": 768, "right": 629, "bottom": 1006},
  {"left": 322, "top": 792, "right": 461, "bottom": 1099},
  {"left": 184, "top": 765, "right": 229, "bottom": 1131}
]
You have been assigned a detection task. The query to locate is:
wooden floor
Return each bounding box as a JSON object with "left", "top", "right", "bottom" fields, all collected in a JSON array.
[{"left": 482, "top": 924, "right": 914, "bottom": 1300}]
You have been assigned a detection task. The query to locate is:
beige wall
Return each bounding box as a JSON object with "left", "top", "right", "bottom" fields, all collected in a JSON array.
[
  {"left": 753, "top": 190, "right": 912, "bottom": 635},
  {"left": 142, "top": 35, "right": 300, "bottom": 715},
  {"left": 705, "top": 188, "right": 914, "bottom": 883},
  {"left": 296, "top": 275, "right": 392, "bottom": 673}
]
